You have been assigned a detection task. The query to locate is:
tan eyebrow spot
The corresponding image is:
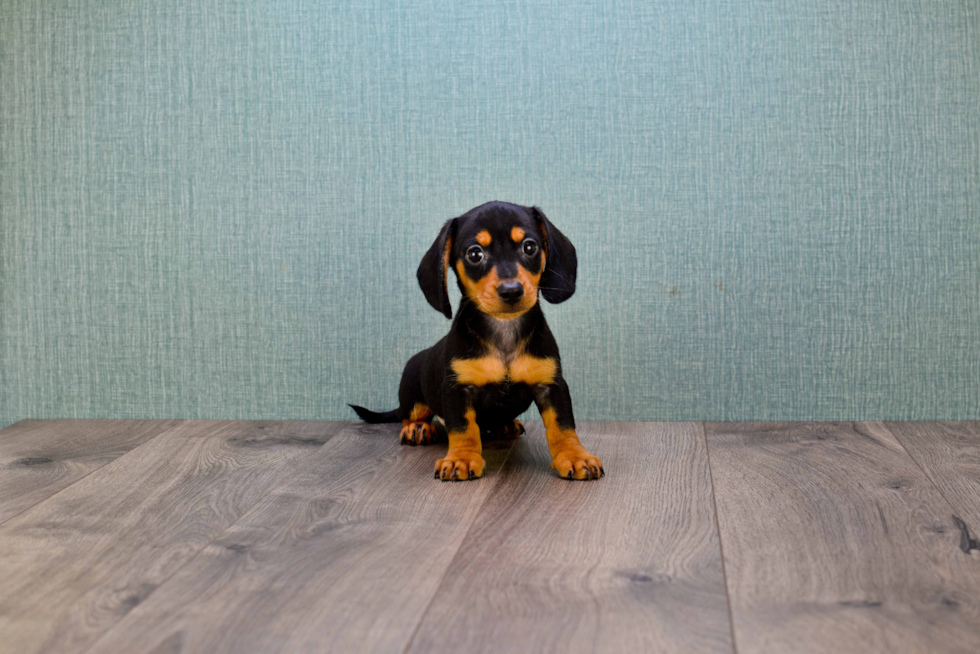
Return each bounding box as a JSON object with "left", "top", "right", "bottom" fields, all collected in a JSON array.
[
  {"left": 476, "top": 230, "right": 492, "bottom": 246},
  {"left": 511, "top": 227, "right": 525, "bottom": 242}
]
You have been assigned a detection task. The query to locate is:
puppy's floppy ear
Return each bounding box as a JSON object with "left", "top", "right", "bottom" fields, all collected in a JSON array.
[
  {"left": 532, "top": 206, "right": 577, "bottom": 303},
  {"left": 417, "top": 218, "right": 457, "bottom": 319}
]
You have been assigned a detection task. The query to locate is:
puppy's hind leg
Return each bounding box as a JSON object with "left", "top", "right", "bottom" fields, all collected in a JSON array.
[
  {"left": 498, "top": 419, "right": 525, "bottom": 439},
  {"left": 400, "top": 403, "right": 436, "bottom": 446},
  {"left": 397, "top": 350, "right": 437, "bottom": 446}
]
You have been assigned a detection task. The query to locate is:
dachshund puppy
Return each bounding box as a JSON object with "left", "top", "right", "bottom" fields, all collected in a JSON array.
[{"left": 350, "top": 201, "right": 603, "bottom": 481}]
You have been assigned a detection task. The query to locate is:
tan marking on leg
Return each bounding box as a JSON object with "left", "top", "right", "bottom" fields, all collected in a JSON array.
[
  {"left": 541, "top": 408, "right": 603, "bottom": 480},
  {"left": 435, "top": 408, "right": 485, "bottom": 480},
  {"left": 409, "top": 403, "right": 433, "bottom": 422}
]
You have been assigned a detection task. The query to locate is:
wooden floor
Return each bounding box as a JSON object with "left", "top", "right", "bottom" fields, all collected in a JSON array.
[{"left": 1, "top": 421, "right": 979, "bottom": 654}]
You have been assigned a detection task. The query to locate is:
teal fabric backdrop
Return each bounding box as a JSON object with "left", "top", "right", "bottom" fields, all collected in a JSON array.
[{"left": 2, "top": 0, "right": 978, "bottom": 428}]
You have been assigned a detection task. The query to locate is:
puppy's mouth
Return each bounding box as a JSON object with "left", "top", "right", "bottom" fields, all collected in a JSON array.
[
  {"left": 455, "top": 261, "right": 541, "bottom": 319},
  {"left": 482, "top": 288, "right": 538, "bottom": 319},
  {"left": 486, "top": 306, "right": 530, "bottom": 319}
]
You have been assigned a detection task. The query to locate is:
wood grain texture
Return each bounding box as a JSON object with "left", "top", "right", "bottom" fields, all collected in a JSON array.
[
  {"left": 884, "top": 422, "right": 980, "bottom": 532},
  {"left": 705, "top": 422, "right": 980, "bottom": 654},
  {"left": 0, "top": 419, "right": 180, "bottom": 523},
  {"left": 84, "top": 422, "right": 517, "bottom": 654},
  {"left": 0, "top": 420, "right": 346, "bottom": 654},
  {"left": 408, "top": 422, "right": 734, "bottom": 654}
]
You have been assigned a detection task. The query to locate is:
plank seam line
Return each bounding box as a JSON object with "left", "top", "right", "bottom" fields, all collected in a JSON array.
[
  {"left": 76, "top": 420, "right": 351, "bottom": 654},
  {"left": 701, "top": 422, "right": 741, "bottom": 654},
  {"left": 0, "top": 419, "right": 184, "bottom": 528},
  {"left": 399, "top": 431, "right": 522, "bottom": 654}
]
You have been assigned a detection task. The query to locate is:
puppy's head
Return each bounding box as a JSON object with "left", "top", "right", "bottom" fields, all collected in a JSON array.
[{"left": 417, "top": 201, "right": 576, "bottom": 319}]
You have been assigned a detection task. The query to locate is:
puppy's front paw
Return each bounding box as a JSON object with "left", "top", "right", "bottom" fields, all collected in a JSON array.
[
  {"left": 400, "top": 420, "right": 435, "bottom": 446},
  {"left": 434, "top": 450, "right": 485, "bottom": 481},
  {"left": 551, "top": 445, "right": 604, "bottom": 480}
]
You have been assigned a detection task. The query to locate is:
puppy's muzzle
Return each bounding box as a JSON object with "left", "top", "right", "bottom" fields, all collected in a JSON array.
[{"left": 496, "top": 281, "right": 524, "bottom": 305}]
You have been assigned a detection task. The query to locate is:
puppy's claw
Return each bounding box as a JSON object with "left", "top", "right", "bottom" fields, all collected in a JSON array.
[
  {"left": 435, "top": 451, "right": 484, "bottom": 482},
  {"left": 401, "top": 420, "right": 435, "bottom": 447},
  {"left": 552, "top": 448, "right": 604, "bottom": 481}
]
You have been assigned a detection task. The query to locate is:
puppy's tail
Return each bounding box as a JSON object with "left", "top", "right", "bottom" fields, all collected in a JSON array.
[{"left": 348, "top": 404, "right": 401, "bottom": 423}]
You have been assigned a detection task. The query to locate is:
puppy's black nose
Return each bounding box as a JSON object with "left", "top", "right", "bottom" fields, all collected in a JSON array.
[{"left": 497, "top": 281, "right": 524, "bottom": 305}]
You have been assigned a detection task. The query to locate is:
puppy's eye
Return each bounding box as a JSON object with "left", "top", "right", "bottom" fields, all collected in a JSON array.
[
  {"left": 522, "top": 239, "right": 538, "bottom": 257},
  {"left": 466, "top": 245, "right": 485, "bottom": 264}
]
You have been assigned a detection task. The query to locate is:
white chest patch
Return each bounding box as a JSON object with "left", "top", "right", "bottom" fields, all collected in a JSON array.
[{"left": 487, "top": 318, "right": 522, "bottom": 361}]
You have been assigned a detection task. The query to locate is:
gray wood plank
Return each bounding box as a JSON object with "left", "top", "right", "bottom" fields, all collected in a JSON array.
[
  {"left": 884, "top": 422, "right": 980, "bottom": 533},
  {"left": 0, "top": 420, "right": 180, "bottom": 523},
  {"left": 83, "top": 422, "right": 517, "bottom": 654},
  {"left": 408, "top": 422, "right": 734, "bottom": 654},
  {"left": 0, "top": 420, "right": 346, "bottom": 654},
  {"left": 705, "top": 422, "right": 980, "bottom": 654}
]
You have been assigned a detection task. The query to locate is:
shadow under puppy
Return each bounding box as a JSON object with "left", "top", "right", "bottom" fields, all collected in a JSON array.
[{"left": 350, "top": 201, "right": 603, "bottom": 481}]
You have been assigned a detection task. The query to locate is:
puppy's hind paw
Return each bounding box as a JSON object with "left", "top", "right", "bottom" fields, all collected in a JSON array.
[
  {"left": 496, "top": 419, "right": 525, "bottom": 440},
  {"left": 400, "top": 420, "right": 435, "bottom": 446}
]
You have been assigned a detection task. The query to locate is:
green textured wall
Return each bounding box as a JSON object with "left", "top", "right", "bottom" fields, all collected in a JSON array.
[{"left": 2, "top": 1, "right": 979, "bottom": 428}]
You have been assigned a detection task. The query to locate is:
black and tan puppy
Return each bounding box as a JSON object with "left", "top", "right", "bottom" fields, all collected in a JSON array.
[{"left": 350, "top": 201, "right": 603, "bottom": 481}]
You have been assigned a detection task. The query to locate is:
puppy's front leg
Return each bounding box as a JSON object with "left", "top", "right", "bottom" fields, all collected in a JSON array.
[
  {"left": 535, "top": 379, "right": 603, "bottom": 480},
  {"left": 434, "top": 385, "right": 484, "bottom": 481}
]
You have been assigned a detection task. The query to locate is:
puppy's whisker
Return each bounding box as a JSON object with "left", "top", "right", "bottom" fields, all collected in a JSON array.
[{"left": 545, "top": 269, "right": 575, "bottom": 285}]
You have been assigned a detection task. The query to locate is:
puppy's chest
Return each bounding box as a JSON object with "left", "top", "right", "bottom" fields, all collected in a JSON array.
[{"left": 450, "top": 349, "right": 556, "bottom": 387}]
